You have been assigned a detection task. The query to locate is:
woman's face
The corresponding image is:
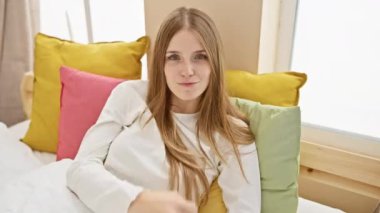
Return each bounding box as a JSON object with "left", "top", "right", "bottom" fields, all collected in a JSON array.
[{"left": 164, "top": 29, "right": 211, "bottom": 113}]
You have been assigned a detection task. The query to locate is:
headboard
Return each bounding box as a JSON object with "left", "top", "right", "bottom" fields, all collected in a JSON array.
[{"left": 20, "top": 71, "right": 34, "bottom": 119}]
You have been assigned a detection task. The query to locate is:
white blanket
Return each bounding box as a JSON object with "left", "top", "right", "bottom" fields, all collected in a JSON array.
[
  {"left": 0, "top": 122, "right": 42, "bottom": 185},
  {"left": 0, "top": 122, "right": 344, "bottom": 213},
  {"left": 0, "top": 159, "right": 91, "bottom": 213},
  {"left": 0, "top": 122, "right": 91, "bottom": 212}
]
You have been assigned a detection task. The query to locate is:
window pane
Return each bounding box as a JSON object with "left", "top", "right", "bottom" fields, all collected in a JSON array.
[
  {"left": 89, "top": 0, "right": 145, "bottom": 42},
  {"left": 291, "top": 0, "right": 380, "bottom": 139},
  {"left": 89, "top": 0, "right": 146, "bottom": 79},
  {"left": 39, "top": 0, "right": 147, "bottom": 79},
  {"left": 40, "top": 0, "right": 88, "bottom": 43}
]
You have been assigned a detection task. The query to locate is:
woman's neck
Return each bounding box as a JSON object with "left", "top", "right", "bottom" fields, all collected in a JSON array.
[{"left": 171, "top": 97, "right": 200, "bottom": 114}]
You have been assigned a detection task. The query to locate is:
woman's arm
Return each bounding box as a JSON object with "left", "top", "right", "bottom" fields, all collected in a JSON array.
[
  {"left": 66, "top": 82, "right": 144, "bottom": 213},
  {"left": 217, "top": 142, "right": 261, "bottom": 213},
  {"left": 66, "top": 81, "right": 197, "bottom": 213}
]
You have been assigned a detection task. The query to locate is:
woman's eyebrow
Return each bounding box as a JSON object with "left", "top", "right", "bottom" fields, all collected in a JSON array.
[
  {"left": 166, "top": 50, "right": 180, "bottom": 54},
  {"left": 166, "top": 50, "right": 206, "bottom": 54}
]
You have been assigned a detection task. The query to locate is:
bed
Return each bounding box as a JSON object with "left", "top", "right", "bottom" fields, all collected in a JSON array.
[{"left": 0, "top": 72, "right": 345, "bottom": 212}]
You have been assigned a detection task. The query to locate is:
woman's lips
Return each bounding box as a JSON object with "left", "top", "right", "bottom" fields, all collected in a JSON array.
[{"left": 179, "top": 82, "right": 197, "bottom": 87}]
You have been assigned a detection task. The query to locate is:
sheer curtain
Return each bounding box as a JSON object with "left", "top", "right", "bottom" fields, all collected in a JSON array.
[
  {"left": 0, "top": 0, "right": 39, "bottom": 126},
  {"left": 292, "top": 0, "right": 380, "bottom": 140}
]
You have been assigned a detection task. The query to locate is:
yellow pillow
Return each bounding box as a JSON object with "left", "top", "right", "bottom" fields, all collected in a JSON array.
[
  {"left": 199, "top": 179, "right": 227, "bottom": 212},
  {"left": 199, "top": 70, "right": 306, "bottom": 213},
  {"left": 225, "top": 70, "right": 307, "bottom": 106},
  {"left": 22, "top": 33, "right": 149, "bottom": 153}
]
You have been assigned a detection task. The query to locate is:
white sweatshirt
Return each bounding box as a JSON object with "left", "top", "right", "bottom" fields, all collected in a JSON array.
[{"left": 66, "top": 80, "right": 261, "bottom": 213}]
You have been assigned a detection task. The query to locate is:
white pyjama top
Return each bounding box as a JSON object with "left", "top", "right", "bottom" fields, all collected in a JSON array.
[{"left": 66, "top": 80, "right": 261, "bottom": 213}]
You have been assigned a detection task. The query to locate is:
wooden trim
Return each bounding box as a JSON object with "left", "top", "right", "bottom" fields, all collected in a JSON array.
[
  {"left": 300, "top": 140, "right": 380, "bottom": 212},
  {"left": 300, "top": 166, "right": 380, "bottom": 200},
  {"left": 302, "top": 123, "right": 380, "bottom": 159},
  {"left": 20, "top": 71, "right": 34, "bottom": 118},
  {"left": 300, "top": 140, "right": 380, "bottom": 195},
  {"left": 275, "top": 0, "right": 298, "bottom": 71},
  {"left": 258, "top": 0, "right": 298, "bottom": 73},
  {"left": 299, "top": 168, "right": 380, "bottom": 213},
  {"left": 257, "top": 0, "right": 280, "bottom": 73}
]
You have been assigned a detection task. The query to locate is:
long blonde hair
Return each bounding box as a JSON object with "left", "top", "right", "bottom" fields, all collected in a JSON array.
[{"left": 146, "top": 7, "right": 254, "bottom": 205}]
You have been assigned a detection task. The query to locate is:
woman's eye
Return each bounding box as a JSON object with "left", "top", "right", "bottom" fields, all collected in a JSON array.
[
  {"left": 194, "top": 54, "right": 208, "bottom": 60},
  {"left": 167, "top": 54, "right": 180, "bottom": 61}
]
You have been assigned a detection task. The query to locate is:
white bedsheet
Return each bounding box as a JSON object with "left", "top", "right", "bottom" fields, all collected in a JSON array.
[
  {"left": 8, "top": 120, "right": 56, "bottom": 164},
  {"left": 0, "top": 122, "right": 42, "bottom": 186},
  {"left": 0, "top": 159, "right": 91, "bottom": 213},
  {"left": 0, "top": 121, "right": 88, "bottom": 212}
]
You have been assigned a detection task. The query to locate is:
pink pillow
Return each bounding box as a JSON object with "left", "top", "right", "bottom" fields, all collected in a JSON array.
[{"left": 57, "top": 66, "right": 125, "bottom": 160}]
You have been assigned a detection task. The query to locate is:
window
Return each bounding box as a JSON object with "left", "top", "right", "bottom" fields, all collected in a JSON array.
[
  {"left": 40, "top": 0, "right": 88, "bottom": 43},
  {"left": 39, "top": 0, "right": 147, "bottom": 79},
  {"left": 291, "top": 0, "right": 380, "bottom": 141}
]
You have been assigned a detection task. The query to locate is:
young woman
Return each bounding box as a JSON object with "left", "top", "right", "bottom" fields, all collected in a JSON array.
[{"left": 66, "top": 7, "right": 261, "bottom": 213}]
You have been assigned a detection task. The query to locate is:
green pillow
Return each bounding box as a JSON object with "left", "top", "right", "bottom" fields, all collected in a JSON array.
[
  {"left": 233, "top": 97, "right": 300, "bottom": 212},
  {"left": 200, "top": 98, "right": 300, "bottom": 213}
]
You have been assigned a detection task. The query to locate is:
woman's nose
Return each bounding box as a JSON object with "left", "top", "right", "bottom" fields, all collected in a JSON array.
[{"left": 181, "top": 61, "right": 195, "bottom": 77}]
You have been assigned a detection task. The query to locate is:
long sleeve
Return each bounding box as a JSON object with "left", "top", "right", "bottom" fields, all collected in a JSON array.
[
  {"left": 66, "top": 82, "right": 145, "bottom": 213},
  {"left": 217, "top": 142, "right": 261, "bottom": 213}
]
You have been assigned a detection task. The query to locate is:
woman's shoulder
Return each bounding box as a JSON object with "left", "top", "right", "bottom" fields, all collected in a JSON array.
[
  {"left": 228, "top": 115, "right": 249, "bottom": 128},
  {"left": 111, "top": 80, "right": 149, "bottom": 100},
  {"left": 213, "top": 116, "right": 253, "bottom": 153},
  {"left": 106, "top": 80, "right": 149, "bottom": 124}
]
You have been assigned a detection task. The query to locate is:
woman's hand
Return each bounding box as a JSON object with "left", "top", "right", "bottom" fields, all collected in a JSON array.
[{"left": 128, "top": 190, "right": 197, "bottom": 213}]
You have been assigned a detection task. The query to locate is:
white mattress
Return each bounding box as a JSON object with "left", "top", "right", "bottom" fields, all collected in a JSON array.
[{"left": 1, "top": 120, "right": 344, "bottom": 212}]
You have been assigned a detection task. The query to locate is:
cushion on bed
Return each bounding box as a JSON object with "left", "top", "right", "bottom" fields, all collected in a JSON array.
[
  {"left": 22, "top": 33, "right": 149, "bottom": 153},
  {"left": 225, "top": 70, "right": 307, "bottom": 106},
  {"left": 57, "top": 66, "right": 125, "bottom": 160},
  {"left": 200, "top": 70, "right": 306, "bottom": 213},
  {"left": 199, "top": 99, "right": 301, "bottom": 213},
  {"left": 238, "top": 99, "right": 300, "bottom": 213}
]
